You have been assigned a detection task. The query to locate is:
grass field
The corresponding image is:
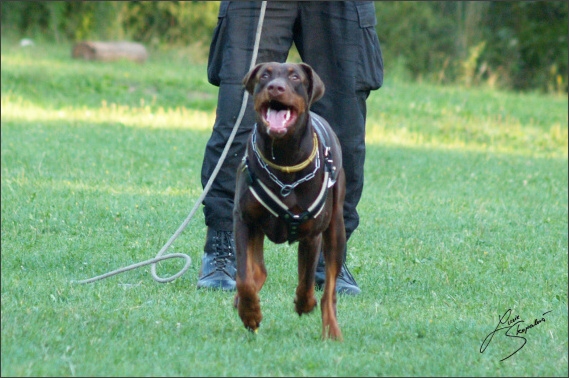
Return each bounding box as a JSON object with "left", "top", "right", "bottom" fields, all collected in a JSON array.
[{"left": 1, "top": 38, "right": 568, "bottom": 377}]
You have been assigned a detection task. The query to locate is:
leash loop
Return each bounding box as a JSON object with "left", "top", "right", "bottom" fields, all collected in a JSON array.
[{"left": 75, "top": 1, "right": 268, "bottom": 284}]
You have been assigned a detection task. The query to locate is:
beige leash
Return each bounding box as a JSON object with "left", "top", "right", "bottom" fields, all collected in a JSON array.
[{"left": 75, "top": 1, "right": 268, "bottom": 284}]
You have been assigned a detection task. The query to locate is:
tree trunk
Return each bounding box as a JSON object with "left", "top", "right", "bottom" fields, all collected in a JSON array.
[{"left": 72, "top": 41, "right": 148, "bottom": 63}]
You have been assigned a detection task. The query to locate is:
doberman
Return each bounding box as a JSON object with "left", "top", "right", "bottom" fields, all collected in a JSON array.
[{"left": 233, "top": 62, "right": 346, "bottom": 340}]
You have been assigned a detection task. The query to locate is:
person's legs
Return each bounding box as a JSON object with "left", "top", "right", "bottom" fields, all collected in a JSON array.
[
  {"left": 198, "top": 2, "right": 298, "bottom": 290},
  {"left": 296, "top": 1, "right": 384, "bottom": 294}
]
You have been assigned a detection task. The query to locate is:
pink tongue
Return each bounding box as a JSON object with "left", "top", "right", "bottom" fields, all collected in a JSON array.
[{"left": 266, "top": 109, "right": 288, "bottom": 130}]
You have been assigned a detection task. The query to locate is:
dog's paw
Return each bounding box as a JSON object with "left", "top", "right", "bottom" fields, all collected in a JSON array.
[
  {"left": 322, "top": 323, "right": 343, "bottom": 341},
  {"left": 238, "top": 296, "right": 262, "bottom": 332},
  {"left": 294, "top": 295, "right": 317, "bottom": 316},
  {"left": 242, "top": 315, "right": 262, "bottom": 333}
]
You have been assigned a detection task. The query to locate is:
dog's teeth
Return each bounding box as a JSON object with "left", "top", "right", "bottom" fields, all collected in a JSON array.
[
  {"left": 267, "top": 108, "right": 271, "bottom": 118},
  {"left": 285, "top": 109, "right": 291, "bottom": 121}
]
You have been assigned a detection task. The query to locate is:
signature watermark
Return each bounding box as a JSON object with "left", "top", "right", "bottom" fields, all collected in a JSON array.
[{"left": 480, "top": 309, "right": 552, "bottom": 361}]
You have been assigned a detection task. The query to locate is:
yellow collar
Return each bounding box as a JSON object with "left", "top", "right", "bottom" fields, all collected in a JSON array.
[{"left": 256, "top": 133, "right": 319, "bottom": 173}]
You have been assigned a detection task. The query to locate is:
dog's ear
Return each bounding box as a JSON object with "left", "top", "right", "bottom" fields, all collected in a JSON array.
[
  {"left": 299, "top": 63, "right": 325, "bottom": 105},
  {"left": 242, "top": 63, "right": 266, "bottom": 95}
]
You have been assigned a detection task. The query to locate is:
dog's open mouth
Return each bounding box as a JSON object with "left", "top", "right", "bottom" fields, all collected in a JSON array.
[{"left": 262, "top": 101, "right": 298, "bottom": 135}]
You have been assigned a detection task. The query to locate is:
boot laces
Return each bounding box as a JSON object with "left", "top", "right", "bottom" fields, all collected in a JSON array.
[
  {"left": 212, "top": 231, "right": 235, "bottom": 272},
  {"left": 337, "top": 262, "right": 356, "bottom": 284}
]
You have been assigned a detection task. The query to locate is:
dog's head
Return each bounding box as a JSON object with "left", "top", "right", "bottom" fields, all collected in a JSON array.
[{"left": 243, "top": 62, "right": 325, "bottom": 138}]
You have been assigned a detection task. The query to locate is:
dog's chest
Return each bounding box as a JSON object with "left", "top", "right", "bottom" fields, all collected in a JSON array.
[
  {"left": 246, "top": 169, "right": 333, "bottom": 244},
  {"left": 262, "top": 199, "right": 332, "bottom": 244}
]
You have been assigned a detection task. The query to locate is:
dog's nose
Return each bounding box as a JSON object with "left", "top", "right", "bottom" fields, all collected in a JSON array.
[{"left": 267, "top": 79, "right": 286, "bottom": 96}]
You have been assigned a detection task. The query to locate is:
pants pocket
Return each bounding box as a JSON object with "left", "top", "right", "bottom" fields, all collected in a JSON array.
[
  {"left": 355, "top": 2, "right": 384, "bottom": 91},
  {"left": 207, "top": 1, "right": 230, "bottom": 86}
]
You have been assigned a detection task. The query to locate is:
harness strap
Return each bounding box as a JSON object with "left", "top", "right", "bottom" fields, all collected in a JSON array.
[
  {"left": 244, "top": 158, "right": 330, "bottom": 243},
  {"left": 311, "top": 114, "right": 337, "bottom": 186},
  {"left": 243, "top": 114, "right": 338, "bottom": 243}
]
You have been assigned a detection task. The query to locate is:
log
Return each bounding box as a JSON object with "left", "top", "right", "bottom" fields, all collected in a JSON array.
[{"left": 72, "top": 41, "right": 148, "bottom": 63}]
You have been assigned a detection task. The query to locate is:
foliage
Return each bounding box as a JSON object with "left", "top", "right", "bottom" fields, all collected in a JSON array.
[
  {"left": 2, "top": 1, "right": 568, "bottom": 92},
  {"left": 1, "top": 1, "right": 566, "bottom": 92},
  {"left": 1, "top": 38, "right": 568, "bottom": 377},
  {"left": 0, "top": 1, "right": 220, "bottom": 47},
  {"left": 374, "top": 1, "right": 568, "bottom": 93},
  {"left": 120, "top": 1, "right": 220, "bottom": 48},
  {"left": 482, "top": 1, "right": 569, "bottom": 93},
  {"left": 374, "top": 2, "right": 457, "bottom": 82}
]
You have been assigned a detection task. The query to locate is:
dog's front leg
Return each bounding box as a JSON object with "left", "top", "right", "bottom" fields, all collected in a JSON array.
[
  {"left": 234, "top": 220, "right": 266, "bottom": 332},
  {"left": 320, "top": 204, "right": 346, "bottom": 341},
  {"left": 294, "top": 234, "right": 320, "bottom": 316},
  {"left": 318, "top": 168, "right": 347, "bottom": 341}
]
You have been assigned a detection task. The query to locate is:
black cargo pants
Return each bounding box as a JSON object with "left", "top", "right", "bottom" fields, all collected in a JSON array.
[{"left": 201, "top": 1, "right": 383, "bottom": 241}]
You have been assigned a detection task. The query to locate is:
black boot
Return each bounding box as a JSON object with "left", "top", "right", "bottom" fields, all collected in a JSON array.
[
  {"left": 314, "top": 250, "right": 361, "bottom": 295},
  {"left": 197, "top": 228, "right": 236, "bottom": 291}
]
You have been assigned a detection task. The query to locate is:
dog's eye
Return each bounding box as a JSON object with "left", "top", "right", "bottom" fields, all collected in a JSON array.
[
  {"left": 290, "top": 73, "right": 300, "bottom": 81},
  {"left": 260, "top": 72, "right": 270, "bottom": 80}
]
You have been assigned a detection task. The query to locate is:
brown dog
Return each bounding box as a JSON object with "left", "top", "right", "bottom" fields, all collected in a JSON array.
[{"left": 233, "top": 62, "right": 346, "bottom": 340}]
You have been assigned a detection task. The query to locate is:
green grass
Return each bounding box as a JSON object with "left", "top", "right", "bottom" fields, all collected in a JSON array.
[{"left": 1, "top": 38, "right": 568, "bottom": 377}]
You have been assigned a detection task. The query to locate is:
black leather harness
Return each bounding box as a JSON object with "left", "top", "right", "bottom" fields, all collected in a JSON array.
[{"left": 243, "top": 114, "right": 338, "bottom": 243}]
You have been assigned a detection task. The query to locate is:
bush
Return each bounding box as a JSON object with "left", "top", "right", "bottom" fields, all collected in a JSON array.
[
  {"left": 1, "top": 1, "right": 219, "bottom": 47},
  {"left": 2, "top": 1, "right": 566, "bottom": 93},
  {"left": 375, "top": 1, "right": 567, "bottom": 93}
]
